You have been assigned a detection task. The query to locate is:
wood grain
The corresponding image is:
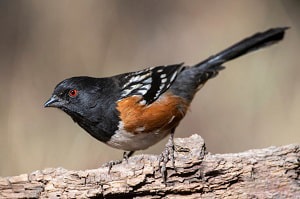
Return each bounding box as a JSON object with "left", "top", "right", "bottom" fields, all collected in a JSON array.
[{"left": 0, "top": 134, "right": 299, "bottom": 198}]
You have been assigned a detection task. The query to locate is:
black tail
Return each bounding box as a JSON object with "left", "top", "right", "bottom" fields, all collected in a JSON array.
[{"left": 195, "top": 27, "right": 289, "bottom": 70}]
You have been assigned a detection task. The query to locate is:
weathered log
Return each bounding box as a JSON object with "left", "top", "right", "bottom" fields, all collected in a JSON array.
[{"left": 0, "top": 134, "right": 299, "bottom": 198}]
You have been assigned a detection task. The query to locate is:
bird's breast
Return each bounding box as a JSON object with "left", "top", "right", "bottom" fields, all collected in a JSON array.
[{"left": 106, "top": 92, "right": 189, "bottom": 151}]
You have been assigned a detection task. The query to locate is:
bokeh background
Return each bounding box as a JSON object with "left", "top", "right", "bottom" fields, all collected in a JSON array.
[{"left": 1, "top": 0, "right": 299, "bottom": 176}]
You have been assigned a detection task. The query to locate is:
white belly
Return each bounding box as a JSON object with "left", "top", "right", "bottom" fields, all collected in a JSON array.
[{"left": 106, "top": 122, "right": 171, "bottom": 151}]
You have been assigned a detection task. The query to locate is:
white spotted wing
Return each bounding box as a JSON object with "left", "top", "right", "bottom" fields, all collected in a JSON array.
[{"left": 119, "top": 63, "right": 184, "bottom": 104}]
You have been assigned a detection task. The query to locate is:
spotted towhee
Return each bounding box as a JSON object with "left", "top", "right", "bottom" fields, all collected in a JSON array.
[{"left": 45, "top": 27, "right": 288, "bottom": 178}]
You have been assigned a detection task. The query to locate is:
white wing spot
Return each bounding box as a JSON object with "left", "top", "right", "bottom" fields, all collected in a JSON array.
[
  {"left": 137, "top": 90, "right": 147, "bottom": 95},
  {"left": 143, "top": 77, "right": 152, "bottom": 84},
  {"left": 170, "top": 71, "right": 178, "bottom": 82},
  {"left": 160, "top": 73, "right": 166, "bottom": 78},
  {"left": 131, "top": 75, "right": 142, "bottom": 82},
  {"left": 139, "top": 100, "right": 146, "bottom": 105},
  {"left": 159, "top": 83, "right": 165, "bottom": 90},
  {"left": 141, "top": 84, "right": 151, "bottom": 90},
  {"left": 122, "top": 89, "right": 132, "bottom": 96},
  {"left": 130, "top": 83, "right": 143, "bottom": 90},
  {"left": 123, "top": 72, "right": 152, "bottom": 88}
]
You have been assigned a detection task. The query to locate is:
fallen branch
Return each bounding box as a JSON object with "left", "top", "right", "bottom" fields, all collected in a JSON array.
[{"left": 0, "top": 134, "right": 299, "bottom": 198}]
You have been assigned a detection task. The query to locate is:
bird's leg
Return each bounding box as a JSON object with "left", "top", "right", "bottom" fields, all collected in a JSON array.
[
  {"left": 123, "top": 151, "right": 135, "bottom": 162},
  {"left": 104, "top": 151, "right": 135, "bottom": 173},
  {"left": 105, "top": 160, "right": 122, "bottom": 173},
  {"left": 159, "top": 129, "right": 176, "bottom": 184}
]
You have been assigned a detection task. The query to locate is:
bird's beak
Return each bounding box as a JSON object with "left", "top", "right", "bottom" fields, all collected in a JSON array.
[{"left": 44, "top": 95, "right": 61, "bottom": 108}]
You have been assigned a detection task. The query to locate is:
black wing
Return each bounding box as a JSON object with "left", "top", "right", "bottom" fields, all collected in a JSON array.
[{"left": 118, "top": 63, "right": 185, "bottom": 105}]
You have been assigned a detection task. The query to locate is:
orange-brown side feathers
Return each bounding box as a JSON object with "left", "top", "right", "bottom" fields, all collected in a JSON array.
[{"left": 117, "top": 93, "right": 189, "bottom": 134}]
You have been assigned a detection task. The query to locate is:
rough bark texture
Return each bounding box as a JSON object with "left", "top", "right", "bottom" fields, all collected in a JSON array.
[{"left": 0, "top": 134, "right": 299, "bottom": 198}]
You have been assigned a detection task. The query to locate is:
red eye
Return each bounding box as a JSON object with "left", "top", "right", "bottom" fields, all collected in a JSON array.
[{"left": 68, "top": 89, "right": 78, "bottom": 97}]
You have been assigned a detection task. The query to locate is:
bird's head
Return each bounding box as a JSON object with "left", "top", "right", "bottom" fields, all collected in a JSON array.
[{"left": 44, "top": 77, "right": 101, "bottom": 117}]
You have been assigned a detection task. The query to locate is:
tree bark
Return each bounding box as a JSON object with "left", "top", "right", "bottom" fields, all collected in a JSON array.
[{"left": 0, "top": 134, "right": 299, "bottom": 198}]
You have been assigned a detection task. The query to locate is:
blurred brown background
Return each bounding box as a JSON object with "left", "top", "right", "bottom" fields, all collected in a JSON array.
[{"left": 0, "top": 0, "right": 299, "bottom": 176}]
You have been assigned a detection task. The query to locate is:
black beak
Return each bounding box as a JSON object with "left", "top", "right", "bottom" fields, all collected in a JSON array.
[{"left": 44, "top": 95, "right": 61, "bottom": 108}]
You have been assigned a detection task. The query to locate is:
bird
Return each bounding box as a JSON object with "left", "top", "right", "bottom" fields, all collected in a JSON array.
[{"left": 45, "top": 27, "right": 288, "bottom": 180}]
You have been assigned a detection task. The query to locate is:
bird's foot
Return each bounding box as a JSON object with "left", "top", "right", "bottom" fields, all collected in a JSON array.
[
  {"left": 103, "top": 151, "right": 135, "bottom": 173},
  {"left": 103, "top": 159, "right": 123, "bottom": 173},
  {"left": 158, "top": 132, "right": 176, "bottom": 184}
]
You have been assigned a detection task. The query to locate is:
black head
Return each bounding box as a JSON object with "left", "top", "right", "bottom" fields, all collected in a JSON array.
[
  {"left": 44, "top": 76, "right": 104, "bottom": 117},
  {"left": 45, "top": 76, "right": 121, "bottom": 142}
]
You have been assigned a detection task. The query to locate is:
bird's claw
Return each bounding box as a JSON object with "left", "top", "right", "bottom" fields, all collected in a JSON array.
[
  {"left": 103, "top": 151, "right": 134, "bottom": 173},
  {"left": 103, "top": 159, "right": 123, "bottom": 173},
  {"left": 158, "top": 132, "right": 176, "bottom": 184}
]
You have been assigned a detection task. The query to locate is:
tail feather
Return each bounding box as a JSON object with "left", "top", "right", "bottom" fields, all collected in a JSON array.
[{"left": 195, "top": 27, "right": 289, "bottom": 70}]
